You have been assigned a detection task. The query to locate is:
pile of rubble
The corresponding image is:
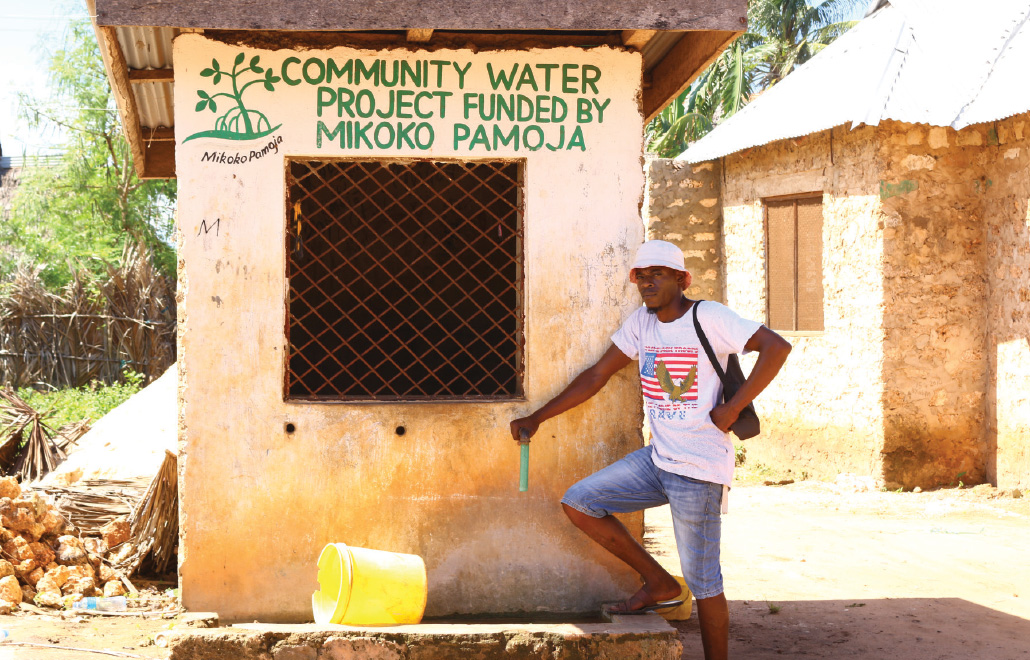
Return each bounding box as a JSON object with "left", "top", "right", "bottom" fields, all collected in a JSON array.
[{"left": 0, "top": 476, "right": 131, "bottom": 612}]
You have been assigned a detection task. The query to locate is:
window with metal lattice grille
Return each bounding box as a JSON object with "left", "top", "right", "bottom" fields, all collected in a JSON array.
[
  {"left": 764, "top": 194, "right": 824, "bottom": 332},
  {"left": 285, "top": 159, "right": 524, "bottom": 400}
]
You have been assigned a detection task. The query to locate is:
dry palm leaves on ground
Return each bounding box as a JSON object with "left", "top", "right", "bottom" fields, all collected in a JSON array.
[
  {"left": 112, "top": 451, "right": 178, "bottom": 576},
  {"left": 52, "top": 418, "right": 91, "bottom": 452},
  {"left": 44, "top": 478, "right": 148, "bottom": 532},
  {"left": 0, "top": 387, "right": 65, "bottom": 482},
  {"left": 46, "top": 458, "right": 178, "bottom": 578}
]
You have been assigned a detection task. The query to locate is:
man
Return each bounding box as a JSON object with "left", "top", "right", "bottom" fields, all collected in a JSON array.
[{"left": 510, "top": 240, "right": 791, "bottom": 660}]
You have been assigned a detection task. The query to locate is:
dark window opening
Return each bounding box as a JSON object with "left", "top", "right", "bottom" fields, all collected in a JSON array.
[{"left": 285, "top": 159, "right": 524, "bottom": 400}]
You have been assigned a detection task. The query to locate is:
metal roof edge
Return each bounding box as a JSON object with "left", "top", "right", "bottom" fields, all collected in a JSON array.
[
  {"left": 679, "top": 7, "right": 901, "bottom": 162},
  {"left": 682, "top": 118, "right": 851, "bottom": 163},
  {"left": 951, "top": 4, "right": 1030, "bottom": 129}
]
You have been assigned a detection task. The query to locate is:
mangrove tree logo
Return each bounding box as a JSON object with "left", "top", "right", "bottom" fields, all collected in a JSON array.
[{"left": 183, "top": 53, "right": 282, "bottom": 143}]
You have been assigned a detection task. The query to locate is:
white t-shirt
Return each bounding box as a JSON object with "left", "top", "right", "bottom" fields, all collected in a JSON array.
[{"left": 611, "top": 301, "right": 762, "bottom": 486}]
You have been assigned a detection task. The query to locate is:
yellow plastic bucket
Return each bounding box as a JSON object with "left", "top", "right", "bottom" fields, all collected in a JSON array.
[{"left": 311, "top": 543, "right": 427, "bottom": 626}]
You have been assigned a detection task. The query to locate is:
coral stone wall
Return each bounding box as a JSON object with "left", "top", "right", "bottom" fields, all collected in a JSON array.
[
  {"left": 643, "top": 158, "right": 723, "bottom": 301},
  {"left": 721, "top": 126, "right": 886, "bottom": 480},
  {"left": 876, "top": 122, "right": 989, "bottom": 488},
  {"left": 985, "top": 115, "right": 1030, "bottom": 489},
  {"left": 719, "top": 117, "right": 1030, "bottom": 489}
]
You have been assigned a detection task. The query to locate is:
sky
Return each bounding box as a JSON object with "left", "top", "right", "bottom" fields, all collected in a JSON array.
[{"left": 0, "top": 0, "right": 87, "bottom": 159}]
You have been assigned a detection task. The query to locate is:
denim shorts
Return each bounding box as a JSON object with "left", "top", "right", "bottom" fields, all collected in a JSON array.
[{"left": 561, "top": 446, "right": 724, "bottom": 599}]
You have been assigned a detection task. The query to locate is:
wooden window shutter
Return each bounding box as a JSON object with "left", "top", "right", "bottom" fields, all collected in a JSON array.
[
  {"left": 766, "top": 200, "right": 796, "bottom": 331},
  {"left": 795, "top": 197, "right": 824, "bottom": 331}
]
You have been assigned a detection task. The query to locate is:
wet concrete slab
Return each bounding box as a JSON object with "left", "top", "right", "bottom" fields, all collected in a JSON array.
[{"left": 164, "top": 614, "right": 682, "bottom": 659}]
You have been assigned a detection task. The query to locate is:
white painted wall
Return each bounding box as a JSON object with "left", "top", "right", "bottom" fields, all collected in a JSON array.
[{"left": 174, "top": 34, "right": 647, "bottom": 620}]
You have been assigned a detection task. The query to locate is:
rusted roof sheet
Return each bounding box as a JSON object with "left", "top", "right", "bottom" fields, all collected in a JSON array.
[{"left": 684, "top": 0, "right": 1030, "bottom": 163}]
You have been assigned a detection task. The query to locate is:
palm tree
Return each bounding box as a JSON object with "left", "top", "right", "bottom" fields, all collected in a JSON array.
[
  {"left": 645, "top": 38, "right": 761, "bottom": 156},
  {"left": 645, "top": 0, "right": 863, "bottom": 156},
  {"left": 748, "top": 0, "right": 862, "bottom": 88}
]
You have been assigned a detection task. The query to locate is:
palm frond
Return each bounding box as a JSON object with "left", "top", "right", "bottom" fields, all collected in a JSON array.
[
  {"left": 811, "top": 20, "right": 859, "bottom": 44},
  {"left": 644, "top": 0, "right": 861, "bottom": 155}
]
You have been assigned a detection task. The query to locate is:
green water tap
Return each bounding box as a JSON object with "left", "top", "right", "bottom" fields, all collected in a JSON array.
[{"left": 518, "top": 429, "right": 530, "bottom": 492}]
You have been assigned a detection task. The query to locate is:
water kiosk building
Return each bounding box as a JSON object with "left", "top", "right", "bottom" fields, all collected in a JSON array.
[{"left": 88, "top": 0, "right": 746, "bottom": 622}]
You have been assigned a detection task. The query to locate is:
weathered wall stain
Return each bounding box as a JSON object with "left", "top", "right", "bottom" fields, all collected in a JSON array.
[
  {"left": 879, "top": 178, "right": 918, "bottom": 200},
  {"left": 878, "top": 120, "right": 987, "bottom": 489}
]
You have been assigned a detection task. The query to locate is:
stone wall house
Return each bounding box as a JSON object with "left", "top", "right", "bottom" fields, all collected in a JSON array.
[{"left": 682, "top": 1, "right": 1030, "bottom": 489}]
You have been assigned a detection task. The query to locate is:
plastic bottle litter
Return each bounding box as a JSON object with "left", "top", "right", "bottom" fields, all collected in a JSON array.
[
  {"left": 72, "top": 596, "right": 127, "bottom": 612},
  {"left": 0, "top": 629, "right": 8, "bottom": 642}
]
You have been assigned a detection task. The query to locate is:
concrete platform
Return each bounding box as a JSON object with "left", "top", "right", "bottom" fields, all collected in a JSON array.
[{"left": 163, "top": 615, "right": 682, "bottom": 660}]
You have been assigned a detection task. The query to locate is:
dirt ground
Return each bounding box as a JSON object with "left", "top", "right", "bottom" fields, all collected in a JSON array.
[
  {"left": 0, "top": 584, "right": 178, "bottom": 659},
  {"left": 0, "top": 481, "right": 1026, "bottom": 658},
  {"left": 646, "top": 477, "right": 1030, "bottom": 659}
]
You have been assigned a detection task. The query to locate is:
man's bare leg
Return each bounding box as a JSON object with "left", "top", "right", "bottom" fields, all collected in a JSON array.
[
  {"left": 696, "top": 593, "right": 729, "bottom": 660},
  {"left": 562, "top": 503, "right": 680, "bottom": 610}
]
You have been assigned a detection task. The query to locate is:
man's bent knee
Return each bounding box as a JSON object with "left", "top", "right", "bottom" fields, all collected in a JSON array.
[{"left": 562, "top": 502, "right": 591, "bottom": 526}]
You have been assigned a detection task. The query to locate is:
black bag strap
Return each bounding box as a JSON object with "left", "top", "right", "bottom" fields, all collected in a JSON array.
[{"left": 691, "top": 300, "right": 730, "bottom": 388}]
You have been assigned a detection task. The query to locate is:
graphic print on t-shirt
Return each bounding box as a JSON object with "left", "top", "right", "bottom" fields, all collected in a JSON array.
[{"left": 640, "top": 345, "right": 699, "bottom": 406}]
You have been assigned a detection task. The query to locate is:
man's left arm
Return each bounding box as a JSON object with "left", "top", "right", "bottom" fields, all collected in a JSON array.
[{"left": 709, "top": 326, "right": 792, "bottom": 433}]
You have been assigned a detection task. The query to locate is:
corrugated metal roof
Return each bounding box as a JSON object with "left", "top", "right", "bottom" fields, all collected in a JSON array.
[
  {"left": 114, "top": 26, "right": 177, "bottom": 130},
  {"left": 134, "top": 81, "right": 175, "bottom": 130},
  {"left": 683, "top": 0, "right": 1030, "bottom": 163},
  {"left": 955, "top": 7, "right": 1030, "bottom": 126},
  {"left": 115, "top": 26, "right": 177, "bottom": 69}
]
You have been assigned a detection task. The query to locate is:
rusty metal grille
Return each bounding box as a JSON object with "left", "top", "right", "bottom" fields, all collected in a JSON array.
[{"left": 285, "top": 159, "right": 524, "bottom": 400}]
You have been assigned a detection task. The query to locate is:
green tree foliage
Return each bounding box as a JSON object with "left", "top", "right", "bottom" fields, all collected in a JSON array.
[
  {"left": 3, "top": 20, "right": 176, "bottom": 288},
  {"left": 645, "top": 0, "right": 862, "bottom": 157},
  {"left": 18, "top": 370, "right": 144, "bottom": 429}
]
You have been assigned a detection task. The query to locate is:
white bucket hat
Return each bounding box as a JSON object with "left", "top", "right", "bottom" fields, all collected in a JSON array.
[{"left": 628, "top": 240, "right": 688, "bottom": 289}]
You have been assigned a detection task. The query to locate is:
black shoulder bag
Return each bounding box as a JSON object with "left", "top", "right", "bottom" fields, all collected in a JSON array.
[{"left": 692, "top": 301, "right": 761, "bottom": 440}]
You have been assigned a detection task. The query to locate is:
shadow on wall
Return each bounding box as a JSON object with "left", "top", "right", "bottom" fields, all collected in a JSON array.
[
  {"left": 878, "top": 128, "right": 989, "bottom": 490},
  {"left": 878, "top": 122, "right": 1030, "bottom": 489},
  {"left": 985, "top": 186, "right": 1030, "bottom": 490}
]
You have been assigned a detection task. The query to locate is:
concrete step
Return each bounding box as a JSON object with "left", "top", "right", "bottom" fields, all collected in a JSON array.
[{"left": 163, "top": 616, "right": 681, "bottom": 659}]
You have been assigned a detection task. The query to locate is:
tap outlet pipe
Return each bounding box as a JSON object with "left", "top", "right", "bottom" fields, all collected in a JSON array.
[{"left": 518, "top": 429, "right": 530, "bottom": 492}]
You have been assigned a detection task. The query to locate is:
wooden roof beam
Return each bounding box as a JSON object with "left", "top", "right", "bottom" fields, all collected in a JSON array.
[
  {"left": 141, "top": 140, "right": 176, "bottom": 178},
  {"left": 87, "top": 0, "right": 148, "bottom": 179},
  {"left": 128, "top": 68, "right": 174, "bottom": 82},
  {"left": 643, "top": 30, "right": 740, "bottom": 122},
  {"left": 406, "top": 29, "right": 433, "bottom": 42},
  {"left": 143, "top": 127, "right": 175, "bottom": 142},
  {"left": 621, "top": 30, "right": 656, "bottom": 49}
]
